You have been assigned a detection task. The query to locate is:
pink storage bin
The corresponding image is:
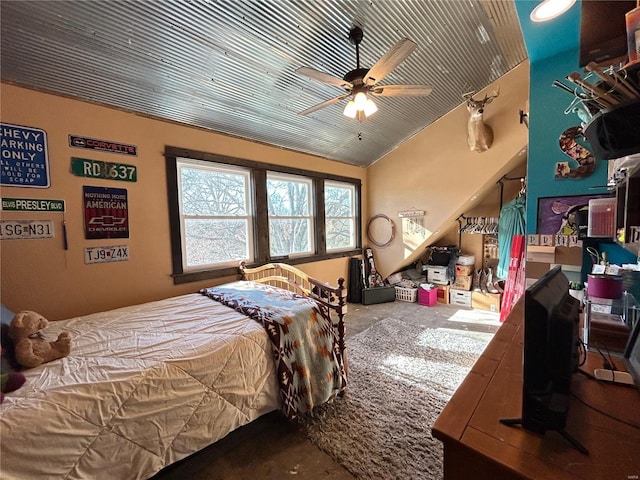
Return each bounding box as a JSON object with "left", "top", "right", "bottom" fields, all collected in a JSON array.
[{"left": 418, "top": 287, "right": 437, "bottom": 306}]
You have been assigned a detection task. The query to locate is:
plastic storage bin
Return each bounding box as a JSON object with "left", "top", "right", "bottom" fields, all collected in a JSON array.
[
  {"left": 418, "top": 287, "right": 438, "bottom": 306},
  {"left": 395, "top": 286, "right": 418, "bottom": 302}
]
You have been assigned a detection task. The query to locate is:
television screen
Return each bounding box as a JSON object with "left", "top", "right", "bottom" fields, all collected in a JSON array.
[{"left": 501, "top": 266, "right": 586, "bottom": 452}]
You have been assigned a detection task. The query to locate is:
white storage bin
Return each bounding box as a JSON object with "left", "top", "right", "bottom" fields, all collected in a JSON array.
[
  {"left": 456, "top": 254, "right": 475, "bottom": 265},
  {"left": 450, "top": 288, "right": 472, "bottom": 307},
  {"left": 426, "top": 266, "right": 448, "bottom": 285}
]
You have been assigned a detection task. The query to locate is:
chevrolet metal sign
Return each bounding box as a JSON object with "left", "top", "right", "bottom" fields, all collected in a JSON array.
[
  {"left": 83, "top": 186, "right": 129, "bottom": 239},
  {"left": 69, "top": 135, "right": 137, "bottom": 156}
]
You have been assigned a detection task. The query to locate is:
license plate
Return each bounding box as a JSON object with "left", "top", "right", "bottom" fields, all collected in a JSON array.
[{"left": 84, "top": 245, "right": 129, "bottom": 264}]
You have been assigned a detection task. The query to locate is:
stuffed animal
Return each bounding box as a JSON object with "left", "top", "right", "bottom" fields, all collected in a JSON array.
[
  {"left": 0, "top": 345, "right": 26, "bottom": 403},
  {"left": 8, "top": 311, "right": 71, "bottom": 369}
]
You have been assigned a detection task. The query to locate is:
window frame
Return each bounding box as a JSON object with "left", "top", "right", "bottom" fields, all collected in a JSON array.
[
  {"left": 324, "top": 180, "right": 357, "bottom": 253},
  {"left": 176, "top": 158, "right": 254, "bottom": 272},
  {"left": 166, "top": 146, "right": 362, "bottom": 284},
  {"left": 266, "top": 171, "right": 315, "bottom": 258}
]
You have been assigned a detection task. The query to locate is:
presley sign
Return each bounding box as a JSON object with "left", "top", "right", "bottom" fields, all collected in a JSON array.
[
  {"left": 2, "top": 197, "right": 65, "bottom": 212},
  {"left": 1, "top": 123, "right": 50, "bottom": 188},
  {"left": 69, "top": 135, "right": 137, "bottom": 156}
]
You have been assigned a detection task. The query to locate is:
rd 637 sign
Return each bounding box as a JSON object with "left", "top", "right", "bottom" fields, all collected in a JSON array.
[{"left": 83, "top": 186, "right": 129, "bottom": 239}]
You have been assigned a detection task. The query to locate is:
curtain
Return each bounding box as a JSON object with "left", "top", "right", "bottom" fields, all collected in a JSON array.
[{"left": 497, "top": 195, "right": 526, "bottom": 279}]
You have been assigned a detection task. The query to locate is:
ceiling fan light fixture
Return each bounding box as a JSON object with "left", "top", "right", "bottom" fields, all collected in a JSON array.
[
  {"left": 529, "top": 0, "right": 576, "bottom": 22},
  {"left": 354, "top": 91, "right": 368, "bottom": 111},
  {"left": 364, "top": 98, "right": 378, "bottom": 117},
  {"left": 343, "top": 100, "right": 357, "bottom": 118}
]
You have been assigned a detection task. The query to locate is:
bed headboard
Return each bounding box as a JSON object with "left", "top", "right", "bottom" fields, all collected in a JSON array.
[{"left": 239, "top": 262, "right": 347, "bottom": 370}]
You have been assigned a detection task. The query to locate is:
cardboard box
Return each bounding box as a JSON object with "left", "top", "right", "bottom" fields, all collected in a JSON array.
[
  {"left": 450, "top": 289, "right": 472, "bottom": 307},
  {"left": 453, "top": 274, "right": 472, "bottom": 291},
  {"left": 455, "top": 264, "right": 474, "bottom": 276},
  {"left": 436, "top": 285, "right": 450, "bottom": 304},
  {"left": 471, "top": 291, "right": 502, "bottom": 313}
]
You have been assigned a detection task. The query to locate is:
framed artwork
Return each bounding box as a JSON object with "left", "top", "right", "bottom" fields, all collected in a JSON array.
[{"left": 537, "top": 194, "right": 612, "bottom": 235}]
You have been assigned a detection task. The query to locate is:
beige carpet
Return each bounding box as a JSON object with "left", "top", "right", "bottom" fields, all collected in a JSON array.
[{"left": 297, "top": 317, "right": 494, "bottom": 480}]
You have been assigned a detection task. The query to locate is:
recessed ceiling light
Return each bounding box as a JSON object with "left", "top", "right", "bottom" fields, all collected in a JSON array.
[{"left": 530, "top": 0, "right": 576, "bottom": 22}]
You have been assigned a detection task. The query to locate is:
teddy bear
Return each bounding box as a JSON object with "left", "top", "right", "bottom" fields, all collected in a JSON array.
[
  {"left": 0, "top": 345, "right": 26, "bottom": 403},
  {"left": 8, "top": 310, "right": 71, "bottom": 369}
]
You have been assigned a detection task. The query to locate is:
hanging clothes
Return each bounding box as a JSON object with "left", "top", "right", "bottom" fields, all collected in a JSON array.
[{"left": 497, "top": 195, "right": 526, "bottom": 279}]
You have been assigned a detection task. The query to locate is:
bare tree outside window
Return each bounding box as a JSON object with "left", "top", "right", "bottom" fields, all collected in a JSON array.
[
  {"left": 178, "top": 161, "right": 252, "bottom": 269},
  {"left": 267, "top": 174, "right": 313, "bottom": 256},
  {"left": 325, "top": 181, "right": 355, "bottom": 250}
]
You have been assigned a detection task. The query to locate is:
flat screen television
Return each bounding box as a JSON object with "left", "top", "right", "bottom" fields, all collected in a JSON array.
[{"left": 500, "top": 266, "right": 586, "bottom": 453}]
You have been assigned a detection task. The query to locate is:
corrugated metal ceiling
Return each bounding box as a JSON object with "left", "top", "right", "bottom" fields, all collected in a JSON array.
[{"left": 1, "top": 0, "right": 527, "bottom": 167}]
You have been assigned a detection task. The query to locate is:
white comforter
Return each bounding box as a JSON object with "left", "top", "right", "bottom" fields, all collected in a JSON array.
[{"left": 0, "top": 294, "right": 279, "bottom": 480}]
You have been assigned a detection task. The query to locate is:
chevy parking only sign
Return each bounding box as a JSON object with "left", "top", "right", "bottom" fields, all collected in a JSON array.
[{"left": 1, "top": 123, "right": 50, "bottom": 187}]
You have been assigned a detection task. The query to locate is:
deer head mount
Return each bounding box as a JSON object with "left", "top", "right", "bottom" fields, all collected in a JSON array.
[{"left": 463, "top": 88, "right": 500, "bottom": 153}]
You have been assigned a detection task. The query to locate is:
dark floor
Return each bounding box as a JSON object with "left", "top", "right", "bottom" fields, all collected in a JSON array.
[{"left": 152, "top": 299, "right": 502, "bottom": 480}]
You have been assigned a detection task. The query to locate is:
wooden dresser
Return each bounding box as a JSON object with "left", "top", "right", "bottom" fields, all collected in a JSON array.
[{"left": 432, "top": 298, "right": 640, "bottom": 479}]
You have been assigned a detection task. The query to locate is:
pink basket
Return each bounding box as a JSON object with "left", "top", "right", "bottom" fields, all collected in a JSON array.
[{"left": 418, "top": 287, "right": 437, "bottom": 306}]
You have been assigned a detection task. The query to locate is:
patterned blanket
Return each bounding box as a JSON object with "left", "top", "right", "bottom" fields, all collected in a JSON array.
[{"left": 200, "top": 281, "right": 347, "bottom": 418}]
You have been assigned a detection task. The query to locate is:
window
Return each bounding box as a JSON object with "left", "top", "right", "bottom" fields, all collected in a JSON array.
[
  {"left": 267, "top": 173, "right": 314, "bottom": 257},
  {"left": 166, "top": 146, "right": 361, "bottom": 284},
  {"left": 177, "top": 159, "right": 253, "bottom": 270},
  {"left": 325, "top": 181, "right": 356, "bottom": 251}
]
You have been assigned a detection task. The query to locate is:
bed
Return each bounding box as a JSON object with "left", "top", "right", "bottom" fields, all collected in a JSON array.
[{"left": 0, "top": 263, "right": 347, "bottom": 480}]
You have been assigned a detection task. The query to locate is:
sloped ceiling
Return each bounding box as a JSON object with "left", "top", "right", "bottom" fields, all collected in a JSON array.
[{"left": 0, "top": 0, "right": 527, "bottom": 167}]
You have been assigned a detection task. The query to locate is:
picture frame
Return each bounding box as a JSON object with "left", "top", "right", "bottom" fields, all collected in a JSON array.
[{"left": 537, "top": 194, "right": 612, "bottom": 235}]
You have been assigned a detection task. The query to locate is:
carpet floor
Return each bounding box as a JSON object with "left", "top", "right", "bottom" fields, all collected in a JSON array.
[{"left": 297, "top": 317, "right": 494, "bottom": 480}]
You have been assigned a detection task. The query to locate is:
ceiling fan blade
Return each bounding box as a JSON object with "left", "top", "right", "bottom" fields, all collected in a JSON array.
[
  {"left": 363, "top": 38, "right": 417, "bottom": 86},
  {"left": 296, "top": 67, "right": 352, "bottom": 89},
  {"left": 299, "top": 93, "right": 350, "bottom": 115},
  {"left": 371, "top": 84, "right": 433, "bottom": 97}
]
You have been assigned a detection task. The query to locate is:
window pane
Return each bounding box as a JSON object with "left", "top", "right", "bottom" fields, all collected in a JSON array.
[
  {"left": 325, "top": 181, "right": 356, "bottom": 251},
  {"left": 184, "top": 219, "right": 249, "bottom": 266},
  {"left": 325, "top": 184, "right": 353, "bottom": 217},
  {"left": 180, "top": 166, "right": 248, "bottom": 216},
  {"left": 177, "top": 159, "right": 253, "bottom": 270},
  {"left": 267, "top": 173, "right": 314, "bottom": 257},
  {"left": 267, "top": 177, "right": 310, "bottom": 216},
  {"left": 326, "top": 218, "right": 354, "bottom": 249},
  {"left": 269, "top": 218, "right": 312, "bottom": 256}
]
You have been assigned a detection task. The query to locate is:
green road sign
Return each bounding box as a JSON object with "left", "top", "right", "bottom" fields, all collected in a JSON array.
[
  {"left": 1, "top": 197, "right": 65, "bottom": 211},
  {"left": 71, "top": 157, "right": 137, "bottom": 182}
]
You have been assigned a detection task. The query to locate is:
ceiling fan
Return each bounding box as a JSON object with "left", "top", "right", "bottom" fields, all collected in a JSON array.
[{"left": 296, "top": 26, "right": 433, "bottom": 121}]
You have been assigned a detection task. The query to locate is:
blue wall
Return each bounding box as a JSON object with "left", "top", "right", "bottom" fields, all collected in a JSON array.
[
  {"left": 515, "top": 0, "right": 609, "bottom": 234},
  {"left": 526, "top": 51, "right": 610, "bottom": 233}
]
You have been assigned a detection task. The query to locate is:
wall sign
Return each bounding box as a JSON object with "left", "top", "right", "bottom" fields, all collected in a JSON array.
[
  {"left": 1, "top": 123, "right": 50, "bottom": 188},
  {"left": 71, "top": 157, "right": 137, "bottom": 182},
  {"left": 0, "top": 220, "right": 54, "bottom": 240},
  {"left": 69, "top": 135, "right": 137, "bottom": 156},
  {"left": 84, "top": 245, "right": 129, "bottom": 264},
  {"left": 2, "top": 197, "right": 65, "bottom": 212},
  {"left": 83, "top": 186, "right": 129, "bottom": 239}
]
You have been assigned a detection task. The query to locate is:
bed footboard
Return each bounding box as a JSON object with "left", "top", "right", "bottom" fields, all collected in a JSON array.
[{"left": 239, "top": 262, "right": 347, "bottom": 373}]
